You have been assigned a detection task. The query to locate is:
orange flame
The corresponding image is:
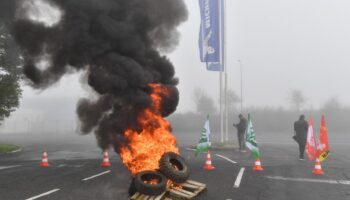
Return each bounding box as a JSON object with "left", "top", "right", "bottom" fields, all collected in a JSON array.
[{"left": 119, "top": 84, "right": 179, "bottom": 176}]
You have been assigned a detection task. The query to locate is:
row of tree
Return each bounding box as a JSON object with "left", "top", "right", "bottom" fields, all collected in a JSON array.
[
  {"left": 169, "top": 88, "right": 349, "bottom": 133},
  {"left": 192, "top": 87, "right": 341, "bottom": 115},
  {"left": 169, "top": 106, "right": 350, "bottom": 134}
]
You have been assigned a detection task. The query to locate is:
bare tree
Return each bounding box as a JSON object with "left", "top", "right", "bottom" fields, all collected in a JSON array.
[
  {"left": 288, "top": 89, "right": 306, "bottom": 111},
  {"left": 218, "top": 89, "right": 240, "bottom": 112},
  {"left": 193, "top": 88, "right": 217, "bottom": 115},
  {"left": 323, "top": 97, "right": 341, "bottom": 111}
]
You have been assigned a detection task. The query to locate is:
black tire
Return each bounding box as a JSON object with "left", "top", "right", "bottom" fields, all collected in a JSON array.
[
  {"left": 134, "top": 170, "right": 167, "bottom": 196},
  {"left": 128, "top": 178, "right": 137, "bottom": 197},
  {"left": 159, "top": 152, "right": 190, "bottom": 183}
]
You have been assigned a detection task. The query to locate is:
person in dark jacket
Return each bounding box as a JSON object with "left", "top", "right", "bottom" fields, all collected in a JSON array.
[
  {"left": 233, "top": 114, "right": 247, "bottom": 152},
  {"left": 294, "top": 115, "right": 309, "bottom": 160}
]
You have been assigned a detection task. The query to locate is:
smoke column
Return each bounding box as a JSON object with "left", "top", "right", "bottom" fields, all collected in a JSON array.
[{"left": 12, "top": 0, "right": 188, "bottom": 150}]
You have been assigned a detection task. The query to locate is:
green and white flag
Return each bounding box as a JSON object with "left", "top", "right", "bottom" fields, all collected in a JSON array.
[
  {"left": 245, "top": 114, "right": 261, "bottom": 159},
  {"left": 195, "top": 115, "right": 211, "bottom": 156}
]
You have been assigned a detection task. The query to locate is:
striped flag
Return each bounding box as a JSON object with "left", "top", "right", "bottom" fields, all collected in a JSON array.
[
  {"left": 306, "top": 117, "right": 317, "bottom": 161},
  {"left": 317, "top": 115, "right": 330, "bottom": 162},
  {"left": 195, "top": 115, "right": 211, "bottom": 156},
  {"left": 245, "top": 114, "right": 261, "bottom": 159}
]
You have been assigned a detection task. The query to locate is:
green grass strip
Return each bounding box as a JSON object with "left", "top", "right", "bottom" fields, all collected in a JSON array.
[{"left": 0, "top": 144, "right": 20, "bottom": 153}]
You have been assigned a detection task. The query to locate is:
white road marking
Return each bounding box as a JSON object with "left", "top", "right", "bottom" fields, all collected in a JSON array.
[
  {"left": 233, "top": 167, "right": 245, "bottom": 188},
  {"left": 82, "top": 170, "right": 111, "bottom": 181},
  {"left": 0, "top": 165, "right": 22, "bottom": 170},
  {"left": 25, "top": 189, "right": 60, "bottom": 200},
  {"left": 339, "top": 180, "right": 350, "bottom": 185},
  {"left": 265, "top": 176, "right": 350, "bottom": 186},
  {"left": 9, "top": 148, "right": 22, "bottom": 153},
  {"left": 185, "top": 148, "right": 196, "bottom": 151},
  {"left": 215, "top": 154, "right": 237, "bottom": 164},
  {"left": 58, "top": 164, "right": 84, "bottom": 168}
]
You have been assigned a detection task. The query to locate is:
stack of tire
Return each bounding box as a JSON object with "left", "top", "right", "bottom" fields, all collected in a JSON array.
[{"left": 132, "top": 152, "right": 190, "bottom": 196}]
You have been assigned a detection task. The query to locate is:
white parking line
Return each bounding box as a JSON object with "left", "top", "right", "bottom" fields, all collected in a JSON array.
[
  {"left": 10, "top": 148, "right": 22, "bottom": 153},
  {"left": 215, "top": 154, "right": 237, "bottom": 164},
  {"left": 25, "top": 189, "right": 60, "bottom": 200},
  {"left": 265, "top": 176, "right": 350, "bottom": 186},
  {"left": 185, "top": 148, "right": 196, "bottom": 151},
  {"left": 0, "top": 165, "right": 22, "bottom": 170},
  {"left": 233, "top": 167, "right": 245, "bottom": 188},
  {"left": 339, "top": 180, "right": 350, "bottom": 185},
  {"left": 82, "top": 170, "right": 111, "bottom": 181}
]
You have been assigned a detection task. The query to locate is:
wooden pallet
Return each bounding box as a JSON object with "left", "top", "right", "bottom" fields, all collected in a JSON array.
[{"left": 131, "top": 180, "right": 206, "bottom": 200}]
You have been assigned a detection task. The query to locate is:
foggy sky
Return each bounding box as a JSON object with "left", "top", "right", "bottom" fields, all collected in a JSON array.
[{"left": 9, "top": 0, "right": 350, "bottom": 114}]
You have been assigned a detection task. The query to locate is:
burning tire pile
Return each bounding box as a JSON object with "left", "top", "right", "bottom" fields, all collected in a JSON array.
[{"left": 132, "top": 152, "right": 190, "bottom": 196}]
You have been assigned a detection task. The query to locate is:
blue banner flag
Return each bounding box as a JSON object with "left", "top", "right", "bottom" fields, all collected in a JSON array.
[
  {"left": 198, "top": 0, "right": 224, "bottom": 71},
  {"left": 207, "top": 62, "right": 222, "bottom": 71}
]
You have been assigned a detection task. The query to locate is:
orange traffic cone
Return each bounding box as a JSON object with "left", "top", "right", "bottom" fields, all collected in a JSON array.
[
  {"left": 101, "top": 150, "right": 111, "bottom": 167},
  {"left": 312, "top": 159, "right": 324, "bottom": 175},
  {"left": 253, "top": 159, "right": 264, "bottom": 171},
  {"left": 40, "top": 149, "right": 49, "bottom": 168},
  {"left": 203, "top": 151, "right": 215, "bottom": 170}
]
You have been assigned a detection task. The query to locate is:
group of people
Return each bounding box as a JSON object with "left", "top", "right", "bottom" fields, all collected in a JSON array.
[{"left": 233, "top": 114, "right": 309, "bottom": 160}]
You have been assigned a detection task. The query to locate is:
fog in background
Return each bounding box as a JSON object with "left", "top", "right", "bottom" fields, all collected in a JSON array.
[{"left": 2, "top": 0, "right": 350, "bottom": 136}]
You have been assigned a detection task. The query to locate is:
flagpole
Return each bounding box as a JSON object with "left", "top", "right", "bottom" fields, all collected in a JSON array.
[
  {"left": 225, "top": 72, "right": 228, "bottom": 141},
  {"left": 223, "top": 0, "right": 228, "bottom": 142},
  {"left": 219, "top": 0, "right": 224, "bottom": 143},
  {"left": 238, "top": 60, "right": 243, "bottom": 113},
  {"left": 220, "top": 71, "right": 223, "bottom": 143}
]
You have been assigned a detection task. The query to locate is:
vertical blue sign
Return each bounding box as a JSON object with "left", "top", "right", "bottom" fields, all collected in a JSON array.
[{"left": 198, "top": 0, "right": 224, "bottom": 71}]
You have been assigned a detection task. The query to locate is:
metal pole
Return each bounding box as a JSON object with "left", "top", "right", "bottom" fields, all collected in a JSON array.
[
  {"left": 237, "top": 60, "right": 243, "bottom": 113},
  {"left": 220, "top": 71, "right": 223, "bottom": 143},
  {"left": 225, "top": 71, "right": 228, "bottom": 141},
  {"left": 219, "top": 0, "right": 224, "bottom": 143},
  {"left": 223, "top": 0, "right": 228, "bottom": 142}
]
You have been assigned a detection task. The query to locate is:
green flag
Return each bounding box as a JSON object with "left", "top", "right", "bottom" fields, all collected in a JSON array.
[
  {"left": 245, "top": 114, "right": 261, "bottom": 159},
  {"left": 195, "top": 116, "right": 211, "bottom": 156}
]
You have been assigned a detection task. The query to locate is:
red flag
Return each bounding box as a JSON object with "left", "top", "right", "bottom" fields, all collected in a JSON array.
[
  {"left": 317, "top": 115, "right": 330, "bottom": 161},
  {"left": 306, "top": 117, "right": 317, "bottom": 160}
]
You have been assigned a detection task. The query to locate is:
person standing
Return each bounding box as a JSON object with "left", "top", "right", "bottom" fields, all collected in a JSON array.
[
  {"left": 233, "top": 114, "right": 247, "bottom": 152},
  {"left": 294, "top": 115, "right": 309, "bottom": 160}
]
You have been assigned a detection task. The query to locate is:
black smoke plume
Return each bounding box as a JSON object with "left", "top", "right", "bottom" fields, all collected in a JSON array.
[
  {"left": 0, "top": 0, "right": 16, "bottom": 23},
  {"left": 12, "top": 0, "right": 188, "bottom": 150}
]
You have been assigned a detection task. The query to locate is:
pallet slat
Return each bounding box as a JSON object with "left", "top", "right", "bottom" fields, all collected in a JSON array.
[
  {"left": 193, "top": 187, "right": 206, "bottom": 195},
  {"left": 143, "top": 196, "right": 150, "bottom": 200},
  {"left": 169, "top": 189, "right": 190, "bottom": 198},
  {"left": 186, "top": 180, "right": 206, "bottom": 187},
  {"left": 131, "top": 193, "right": 141, "bottom": 200},
  {"left": 181, "top": 183, "right": 200, "bottom": 190},
  {"left": 130, "top": 179, "right": 206, "bottom": 200},
  {"left": 154, "top": 192, "right": 166, "bottom": 200},
  {"left": 173, "top": 188, "right": 195, "bottom": 196},
  {"left": 138, "top": 194, "right": 147, "bottom": 200}
]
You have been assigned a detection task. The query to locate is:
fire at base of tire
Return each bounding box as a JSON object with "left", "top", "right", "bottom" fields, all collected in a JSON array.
[{"left": 130, "top": 152, "right": 190, "bottom": 196}]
